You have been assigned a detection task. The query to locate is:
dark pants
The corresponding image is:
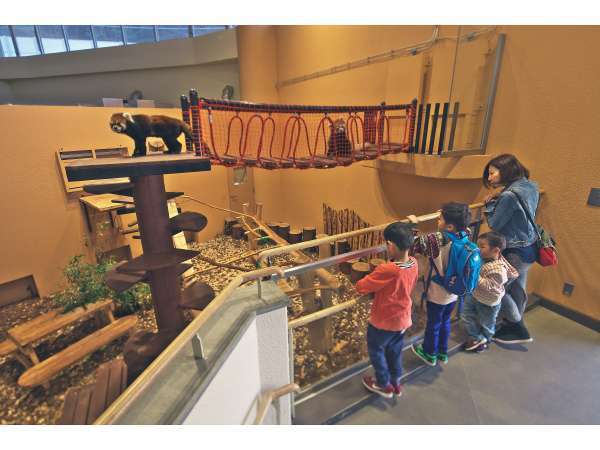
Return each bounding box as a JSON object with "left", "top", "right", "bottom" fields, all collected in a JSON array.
[
  {"left": 423, "top": 300, "right": 457, "bottom": 356},
  {"left": 367, "top": 323, "right": 405, "bottom": 388}
]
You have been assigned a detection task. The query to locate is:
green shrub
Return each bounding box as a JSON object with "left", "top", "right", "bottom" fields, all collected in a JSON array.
[{"left": 53, "top": 255, "right": 152, "bottom": 315}]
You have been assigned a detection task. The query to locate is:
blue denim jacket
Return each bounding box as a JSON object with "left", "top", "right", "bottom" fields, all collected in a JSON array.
[{"left": 484, "top": 177, "right": 540, "bottom": 249}]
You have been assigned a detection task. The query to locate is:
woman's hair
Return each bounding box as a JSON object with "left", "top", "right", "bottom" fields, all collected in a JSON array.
[
  {"left": 483, "top": 153, "right": 530, "bottom": 188},
  {"left": 478, "top": 231, "right": 507, "bottom": 252},
  {"left": 441, "top": 202, "right": 471, "bottom": 232}
]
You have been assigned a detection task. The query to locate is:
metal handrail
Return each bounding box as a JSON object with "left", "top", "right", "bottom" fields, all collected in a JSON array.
[
  {"left": 94, "top": 266, "right": 284, "bottom": 425},
  {"left": 96, "top": 195, "right": 543, "bottom": 423},
  {"left": 257, "top": 201, "right": 491, "bottom": 266},
  {"left": 253, "top": 383, "right": 300, "bottom": 425}
]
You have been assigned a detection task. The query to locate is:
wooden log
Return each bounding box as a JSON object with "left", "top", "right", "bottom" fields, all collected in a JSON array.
[
  {"left": 277, "top": 223, "right": 290, "bottom": 242},
  {"left": 350, "top": 262, "right": 371, "bottom": 283},
  {"left": 369, "top": 258, "right": 387, "bottom": 271},
  {"left": 267, "top": 222, "right": 280, "bottom": 235},
  {"left": 288, "top": 229, "right": 302, "bottom": 244},
  {"left": 336, "top": 239, "right": 351, "bottom": 255},
  {"left": 231, "top": 224, "right": 245, "bottom": 240},
  {"left": 224, "top": 218, "right": 238, "bottom": 235},
  {"left": 302, "top": 227, "right": 317, "bottom": 242},
  {"left": 340, "top": 258, "right": 359, "bottom": 275},
  {"left": 302, "top": 226, "right": 318, "bottom": 253}
]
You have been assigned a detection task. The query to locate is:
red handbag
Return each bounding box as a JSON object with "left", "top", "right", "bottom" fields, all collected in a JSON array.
[{"left": 510, "top": 191, "right": 558, "bottom": 267}]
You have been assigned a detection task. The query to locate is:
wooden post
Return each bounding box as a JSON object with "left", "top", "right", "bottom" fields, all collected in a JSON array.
[
  {"left": 317, "top": 234, "right": 331, "bottom": 260},
  {"left": 277, "top": 223, "right": 290, "bottom": 242},
  {"left": 267, "top": 222, "right": 280, "bottom": 236},
  {"left": 336, "top": 239, "right": 351, "bottom": 255},
  {"left": 340, "top": 258, "right": 359, "bottom": 275},
  {"left": 288, "top": 229, "right": 302, "bottom": 244},
  {"left": 369, "top": 258, "right": 386, "bottom": 271},
  {"left": 224, "top": 218, "right": 238, "bottom": 235},
  {"left": 350, "top": 262, "right": 371, "bottom": 283},
  {"left": 132, "top": 174, "right": 185, "bottom": 331},
  {"left": 231, "top": 224, "right": 245, "bottom": 240},
  {"left": 298, "top": 271, "right": 332, "bottom": 353},
  {"left": 255, "top": 202, "right": 263, "bottom": 220},
  {"left": 303, "top": 226, "right": 317, "bottom": 253}
]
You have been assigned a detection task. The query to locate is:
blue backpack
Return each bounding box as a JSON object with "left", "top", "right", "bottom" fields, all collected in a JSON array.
[{"left": 424, "top": 231, "right": 482, "bottom": 300}]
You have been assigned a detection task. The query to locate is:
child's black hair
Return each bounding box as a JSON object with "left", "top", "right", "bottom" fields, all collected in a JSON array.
[
  {"left": 478, "top": 231, "right": 507, "bottom": 252},
  {"left": 441, "top": 202, "right": 471, "bottom": 232},
  {"left": 383, "top": 222, "right": 414, "bottom": 251}
]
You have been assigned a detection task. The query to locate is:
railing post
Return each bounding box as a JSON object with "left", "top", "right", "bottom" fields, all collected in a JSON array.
[{"left": 288, "top": 327, "right": 295, "bottom": 419}]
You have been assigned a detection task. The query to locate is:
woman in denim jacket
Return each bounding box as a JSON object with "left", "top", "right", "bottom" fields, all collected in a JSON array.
[{"left": 482, "top": 154, "right": 539, "bottom": 344}]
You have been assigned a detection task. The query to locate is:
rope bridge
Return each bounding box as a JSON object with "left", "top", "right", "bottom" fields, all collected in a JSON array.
[{"left": 180, "top": 89, "right": 417, "bottom": 169}]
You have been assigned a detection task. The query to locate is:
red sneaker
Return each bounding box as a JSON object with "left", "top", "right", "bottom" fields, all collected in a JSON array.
[
  {"left": 362, "top": 375, "right": 394, "bottom": 399},
  {"left": 391, "top": 383, "right": 403, "bottom": 398}
]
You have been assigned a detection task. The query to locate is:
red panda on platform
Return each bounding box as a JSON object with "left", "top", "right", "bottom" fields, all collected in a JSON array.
[{"left": 110, "top": 112, "right": 201, "bottom": 157}]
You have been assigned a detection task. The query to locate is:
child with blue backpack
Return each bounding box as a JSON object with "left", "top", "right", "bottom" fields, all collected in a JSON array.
[{"left": 409, "top": 202, "right": 482, "bottom": 366}]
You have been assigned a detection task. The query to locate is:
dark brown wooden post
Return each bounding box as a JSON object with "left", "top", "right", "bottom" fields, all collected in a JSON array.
[{"left": 132, "top": 174, "right": 186, "bottom": 331}]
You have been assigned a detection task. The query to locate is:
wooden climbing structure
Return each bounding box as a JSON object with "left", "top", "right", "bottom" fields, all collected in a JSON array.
[{"left": 66, "top": 154, "right": 212, "bottom": 333}]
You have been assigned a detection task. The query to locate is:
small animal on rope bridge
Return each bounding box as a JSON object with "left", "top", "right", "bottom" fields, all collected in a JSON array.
[{"left": 327, "top": 118, "right": 353, "bottom": 158}]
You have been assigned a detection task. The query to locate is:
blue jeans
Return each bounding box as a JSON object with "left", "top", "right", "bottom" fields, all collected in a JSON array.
[
  {"left": 500, "top": 252, "right": 533, "bottom": 322},
  {"left": 367, "top": 323, "right": 405, "bottom": 388},
  {"left": 423, "top": 300, "right": 456, "bottom": 356},
  {"left": 461, "top": 295, "right": 501, "bottom": 342}
]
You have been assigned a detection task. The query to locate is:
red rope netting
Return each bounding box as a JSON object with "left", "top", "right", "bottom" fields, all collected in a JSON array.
[{"left": 181, "top": 91, "right": 417, "bottom": 170}]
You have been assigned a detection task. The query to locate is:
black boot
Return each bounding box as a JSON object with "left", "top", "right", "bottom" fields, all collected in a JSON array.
[{"left": 493, "top": 319, "right": 533, "bottom": 344}]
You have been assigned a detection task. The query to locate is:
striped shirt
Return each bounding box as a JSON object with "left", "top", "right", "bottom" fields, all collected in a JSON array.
[{"left": 472, "top": 255, "right": 519, "bottom": 306}]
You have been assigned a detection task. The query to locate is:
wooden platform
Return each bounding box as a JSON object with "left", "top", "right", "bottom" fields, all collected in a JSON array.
[
  {"left": 65, "top": 154, "right": 211, "bottom": 181},
  {"left": 18, "top": 315, "right": 137, "bottom": 388}
]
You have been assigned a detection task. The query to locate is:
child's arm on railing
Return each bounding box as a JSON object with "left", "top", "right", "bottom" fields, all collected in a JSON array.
[
  {"left": 355, "top": 265, "right": 395, "bottom": 295},
  {"left": 410, "top": 232, "right": 447, "bottom": 259}
]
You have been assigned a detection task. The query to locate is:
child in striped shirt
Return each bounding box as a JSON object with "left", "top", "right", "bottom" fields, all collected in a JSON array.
[{"left": 461, "top": 231, "right": 519, "bottom": 352}]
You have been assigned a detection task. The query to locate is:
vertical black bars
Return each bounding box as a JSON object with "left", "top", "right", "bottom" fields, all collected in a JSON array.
[
  {"left": 420, "top": 103, "right": 432, "bottom": 153},
  {"left": 447, "top": 102, "right": 460, "bottom": 152},
  {"left": 180, "top": 95, "right": 193, "bottom": 153},
  {"left": 428, "top": 103, "right": 440, "bottom": 154},
  {"left": 189, "top": 89, "right": 203, "bottom": 156},
  {"left": 437, "top": 102, "right": 450, "bottom": 155},
  {"left": 413, "top": 103, "right": 424, "bottom": 154}
]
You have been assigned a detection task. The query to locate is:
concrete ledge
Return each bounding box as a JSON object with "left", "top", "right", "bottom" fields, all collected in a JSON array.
[
  {"left": 108, "top": 280, "right": 289, "bottom": 424},
  {"left": 362, "top": 152, "right": 492, "bottom": 180}
]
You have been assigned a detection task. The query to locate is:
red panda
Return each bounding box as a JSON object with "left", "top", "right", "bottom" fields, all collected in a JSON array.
[
  {"left": 110, "top": 113, "right": 207, "bottom": 157},
  {"left": 327, "top": 118, "right": 353, "bottom": 158}
]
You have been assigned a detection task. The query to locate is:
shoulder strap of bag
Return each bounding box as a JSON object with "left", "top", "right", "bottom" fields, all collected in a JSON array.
[{"left": 507, "top": 190, "right": 542, "bottom": 240}]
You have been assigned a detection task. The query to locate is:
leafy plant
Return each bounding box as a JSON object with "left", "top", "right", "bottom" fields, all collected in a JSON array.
[{"left": 53, "top": 255, "right": 152, "bottom": 314}]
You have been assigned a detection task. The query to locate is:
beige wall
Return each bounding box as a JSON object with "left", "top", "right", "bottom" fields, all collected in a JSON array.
[
  {"left": 237, "top": 25, "right": 599, "bottom": 320},
  {"left": 0, "top": 105, "right": 230, "bottom": 298},
  {"left": 486, "top": 26, "right": 600, "bottom": 319},
  {"left": 0, "top": 29, "right": 239, "bottom": 106}
]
